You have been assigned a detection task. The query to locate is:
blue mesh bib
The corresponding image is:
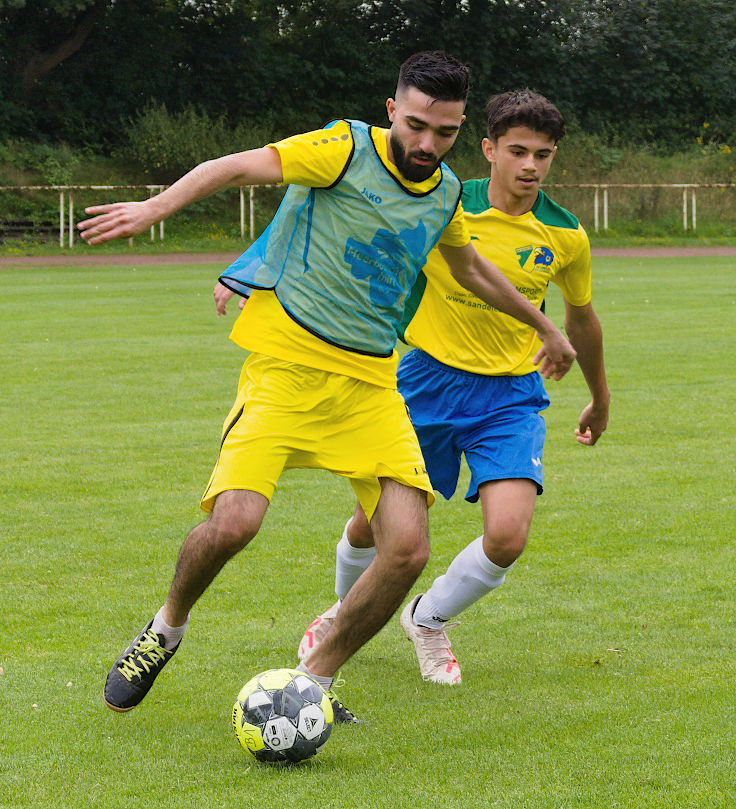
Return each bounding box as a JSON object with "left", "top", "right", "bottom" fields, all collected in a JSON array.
[{"left": 220, "top": 120, "right": 461, "bottom": 356}]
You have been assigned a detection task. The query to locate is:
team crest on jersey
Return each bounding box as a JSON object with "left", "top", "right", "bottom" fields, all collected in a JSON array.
[{"left": 516, "top": 244, "right": 554, "bottom": 273}]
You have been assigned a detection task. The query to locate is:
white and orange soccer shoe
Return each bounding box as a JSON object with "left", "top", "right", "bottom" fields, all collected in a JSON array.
[
  {"left": 298, "top": 601, "right": 340, "bottom": 661},
  {"left": 399, "top": 594, "right": 462, "bottom": 685}
]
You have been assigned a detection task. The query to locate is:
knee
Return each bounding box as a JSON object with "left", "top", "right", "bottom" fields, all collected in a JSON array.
[
  {"left": 379, "top": 528, "right": 429, "bottom": 579},
  {"left": 406, "top": 536, "right": 430, "bottom": 577},
  {"left": 205, "top": 495, "right": 263, "bottom": 556},
  {"left": 204, "top": 490, "right": 268, "bottom": 556},
  {"left": 483, "top": 521, "right": 529, "bottom": 568},
  {"left": 203, "top": 517, "right": 256, "bottom": 556}
]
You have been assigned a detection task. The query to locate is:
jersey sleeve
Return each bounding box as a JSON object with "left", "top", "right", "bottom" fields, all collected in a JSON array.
[
  {"left": 553, "top": 226, "right": 592, "bottom": 306},
  {"left": 268, "top": 120, "right": 354, "bottom": 188},
  {"left": 438, "top": 199, "right": 471, "bottom": 247}
]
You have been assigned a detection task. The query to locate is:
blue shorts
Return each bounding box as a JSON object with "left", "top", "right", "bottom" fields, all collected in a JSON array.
[{"left": 397, "top": 349, "right": 550, "bottom": 502}]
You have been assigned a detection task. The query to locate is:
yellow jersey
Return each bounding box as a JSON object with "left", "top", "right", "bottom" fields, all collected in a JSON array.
[
  {"left": 401, "top": 178, "right": 591, "bottom": 375},
  {"left": 229, "top": 121, "right": 470, "bottom": 389}
]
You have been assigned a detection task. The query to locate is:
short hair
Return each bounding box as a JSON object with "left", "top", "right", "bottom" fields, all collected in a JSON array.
[
  {"left": 485, "top": 90, "right": 566, "bottom": 143},
  {"left": 397, "top": 51, "right": 470, "bottom": 104}
]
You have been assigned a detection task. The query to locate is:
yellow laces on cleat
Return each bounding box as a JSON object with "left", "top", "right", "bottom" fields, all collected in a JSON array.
[{"left": 117, "top": 629, "right": 171, "bottom": 682}]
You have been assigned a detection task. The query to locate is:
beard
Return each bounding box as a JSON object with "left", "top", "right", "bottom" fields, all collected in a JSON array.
[{"left": 389, "top": 131, "right": 442, "bottom": 182}]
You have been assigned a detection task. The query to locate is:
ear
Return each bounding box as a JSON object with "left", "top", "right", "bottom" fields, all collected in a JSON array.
[
  {"left": 386, "top": 97, "right": 396, "bottom": 122},
  {"left": 481, "top": 137, "right": 496, "bottom": 164}
]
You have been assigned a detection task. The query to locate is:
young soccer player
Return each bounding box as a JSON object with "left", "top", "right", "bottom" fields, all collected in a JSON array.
[
  {"left": 78, "top": 61, "right": 576, "bottom": 721},
  {"left": 298, "top": 89, "right": 609, "bottom": 684}
]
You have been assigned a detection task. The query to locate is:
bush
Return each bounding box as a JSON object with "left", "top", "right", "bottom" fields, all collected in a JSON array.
[
  {"left": 0, "top": 140, "right": 80, "bottom": 185},
  {"left": 118, "top": 103, "right": 274, "bottom": 183}
]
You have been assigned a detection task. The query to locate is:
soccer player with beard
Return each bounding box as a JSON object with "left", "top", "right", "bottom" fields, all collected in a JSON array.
[
  {"left": 299, "top": 90, "right": 609, "bottom": 686},
  {"left": 78, "top": 60, "right": 576, "bottom": 722}
]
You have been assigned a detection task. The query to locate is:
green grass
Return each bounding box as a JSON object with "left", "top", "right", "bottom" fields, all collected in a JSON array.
[
  {"left": 0, "top": 231, "right": 249, "bottom": 256},
  {"left": 3, "top": 227, "right": 736, "bottom": 258},
  {"left": 1, "top": 256, "right": 735, "bottom": 808}
]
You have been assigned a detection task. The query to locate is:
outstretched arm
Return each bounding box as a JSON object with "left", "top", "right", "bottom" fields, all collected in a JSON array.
[
  {"left": 439, "top": 241, "right": 576, "bottom": 380},
  {"left": 564, "top": 300, "right": 610, "bottom": 445},
  {"left": 77, "top": 147, "right": 283, "bottom": 245}
]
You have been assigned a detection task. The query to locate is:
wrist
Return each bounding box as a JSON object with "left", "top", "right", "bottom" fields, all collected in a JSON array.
[
  {"left": 534, "top": 313, "right": 557, "bottom": 337},
  {"left": 146, "top": 193, "right": 169, "bottom": 222},
  {"left": 591, "top": 388, "right": 611, "bottom": 408}
]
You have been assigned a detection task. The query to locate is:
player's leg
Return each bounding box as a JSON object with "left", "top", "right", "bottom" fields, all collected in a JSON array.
[
  {"left": 104, "top": 490, "right": 269, "bottom": 712},
  {"left": 163, "top": 489, "right": 270, "bottom": 625},
  {"left": 302, "top": 478, "right": 429, "bottom": 677},
  {"left": 292, "top": 370, "right": 433, "bottom": 720},
  {"left": 413, "top": 478, "right": 536, "bottom": 623},
  {"left": 300, "top": 349, "right": 459, "bottom": 661},
  {"left": 298, "top": 350, "right": 449, "bottom": 663},
  {"left": 104, "top": 353, "right": 292, "bottom": 712},
  {"left": 401, "top": 368, "right": 548, "bottom": 683},
  {"left": 480, "top": 477, "right": 536, "bottom": 565},
  {"left": 298, "top": 502, "right": 376, "bottom": 660},
  {"left": 402, "top": 479, "right": 536, "bottom": 685}
]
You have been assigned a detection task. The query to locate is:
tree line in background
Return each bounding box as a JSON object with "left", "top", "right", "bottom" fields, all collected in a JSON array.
[{"left": 1, "top": 0, "right": 735, "bottom": 159}]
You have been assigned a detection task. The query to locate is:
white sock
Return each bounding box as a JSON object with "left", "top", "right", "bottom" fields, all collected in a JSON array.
[
  {"left": 151, "top": 607, "right": 190, "bottom": 651},
  {"left": 413, "top": 536, "right": 513, "bottom": 629},
  {"left": 334, "top": 519, "right": 376, "bottom": 600},
  {"left": 296, "top": 661, "right": 333, "bottom": 692}
]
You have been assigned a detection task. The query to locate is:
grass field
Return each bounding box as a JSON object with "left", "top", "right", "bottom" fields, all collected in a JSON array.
[{"left": 1, "top": 255, "right": 735, "bottom": 808}]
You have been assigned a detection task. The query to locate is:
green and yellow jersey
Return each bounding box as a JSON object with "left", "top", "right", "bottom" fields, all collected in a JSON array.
[
  {"left": 229, "top": 121, "right": 470, "bottom": 389},
  {"left": 400, "top": 177, "right": 591, "bottom": 376}
]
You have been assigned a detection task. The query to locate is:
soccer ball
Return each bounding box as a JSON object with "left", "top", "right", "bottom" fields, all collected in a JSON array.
[{"left": 231, "top": 668, "right": 333, "bottom": 763}]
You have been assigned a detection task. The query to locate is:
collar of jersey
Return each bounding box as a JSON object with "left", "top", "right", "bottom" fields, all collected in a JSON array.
[{"left": 465, "top": 176, "right": 546, "bottom": 220}]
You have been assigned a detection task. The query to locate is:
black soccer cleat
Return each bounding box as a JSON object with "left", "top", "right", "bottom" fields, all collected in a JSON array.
[
  {"left": 326, "top": 690, "right": 360, "bottom": 725},
  {"left": 104, "top": 620, "right": 180, "bottom": 712}
]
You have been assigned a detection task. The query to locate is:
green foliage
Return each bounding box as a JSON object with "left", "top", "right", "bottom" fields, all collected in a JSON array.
[
  {"left": 0, "top": 140, "right": 79, "bottom": 225},
  {"left": 117, "top": 103, "right": 273, "bottom": 183},
  {"left": 561, "top": 0, "right": 736, "bottom": 144},
  {"left": 1, "top": 1, "right": 736, "bottom": 149},
  {"left": 0, "top": 0, "right": 102, "bottom": 12},
  {"left": 0, "top": 138, "right": 80, "bottom": 183}
]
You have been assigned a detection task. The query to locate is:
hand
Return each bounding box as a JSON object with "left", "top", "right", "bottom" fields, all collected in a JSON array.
[
  {"left": 575, "top": 400, "right": 609, "bottom": 446},
  {"left": 77, "top": 200, "right": 157, "bottom": 245},
  {"left": 213, "top": 281, "right": 235, "bottom": 315},
  {"left": 532, "top": 329, "right": 577, "bottom": 381}
]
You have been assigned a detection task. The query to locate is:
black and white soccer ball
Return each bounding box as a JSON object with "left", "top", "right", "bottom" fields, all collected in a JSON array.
[{"left": 231, "top": 668, "right": 333, "bottom": 763}]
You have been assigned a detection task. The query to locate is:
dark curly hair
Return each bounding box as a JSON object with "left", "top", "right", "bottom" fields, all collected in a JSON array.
[
  {"left": 397, "top": 51, "right": 470, "bottom": 103},
  {"left": 485, "top": 90, "right": 566, "bottom": 143}
]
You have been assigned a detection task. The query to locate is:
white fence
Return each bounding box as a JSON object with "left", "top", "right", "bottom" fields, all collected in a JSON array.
[
  {"left": 544, "top": 183, "right": 736, "bottom": 232},
  {"left": 2, "top": 183, "right": 735, "bottom": 246},
  {"left": 0, "top": 184, "right": 265, "bottom": 247}
]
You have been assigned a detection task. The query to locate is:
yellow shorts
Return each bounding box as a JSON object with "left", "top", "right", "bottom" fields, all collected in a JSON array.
[{"left": 200, "top": 353, "right": 434, "bottom": 520}]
